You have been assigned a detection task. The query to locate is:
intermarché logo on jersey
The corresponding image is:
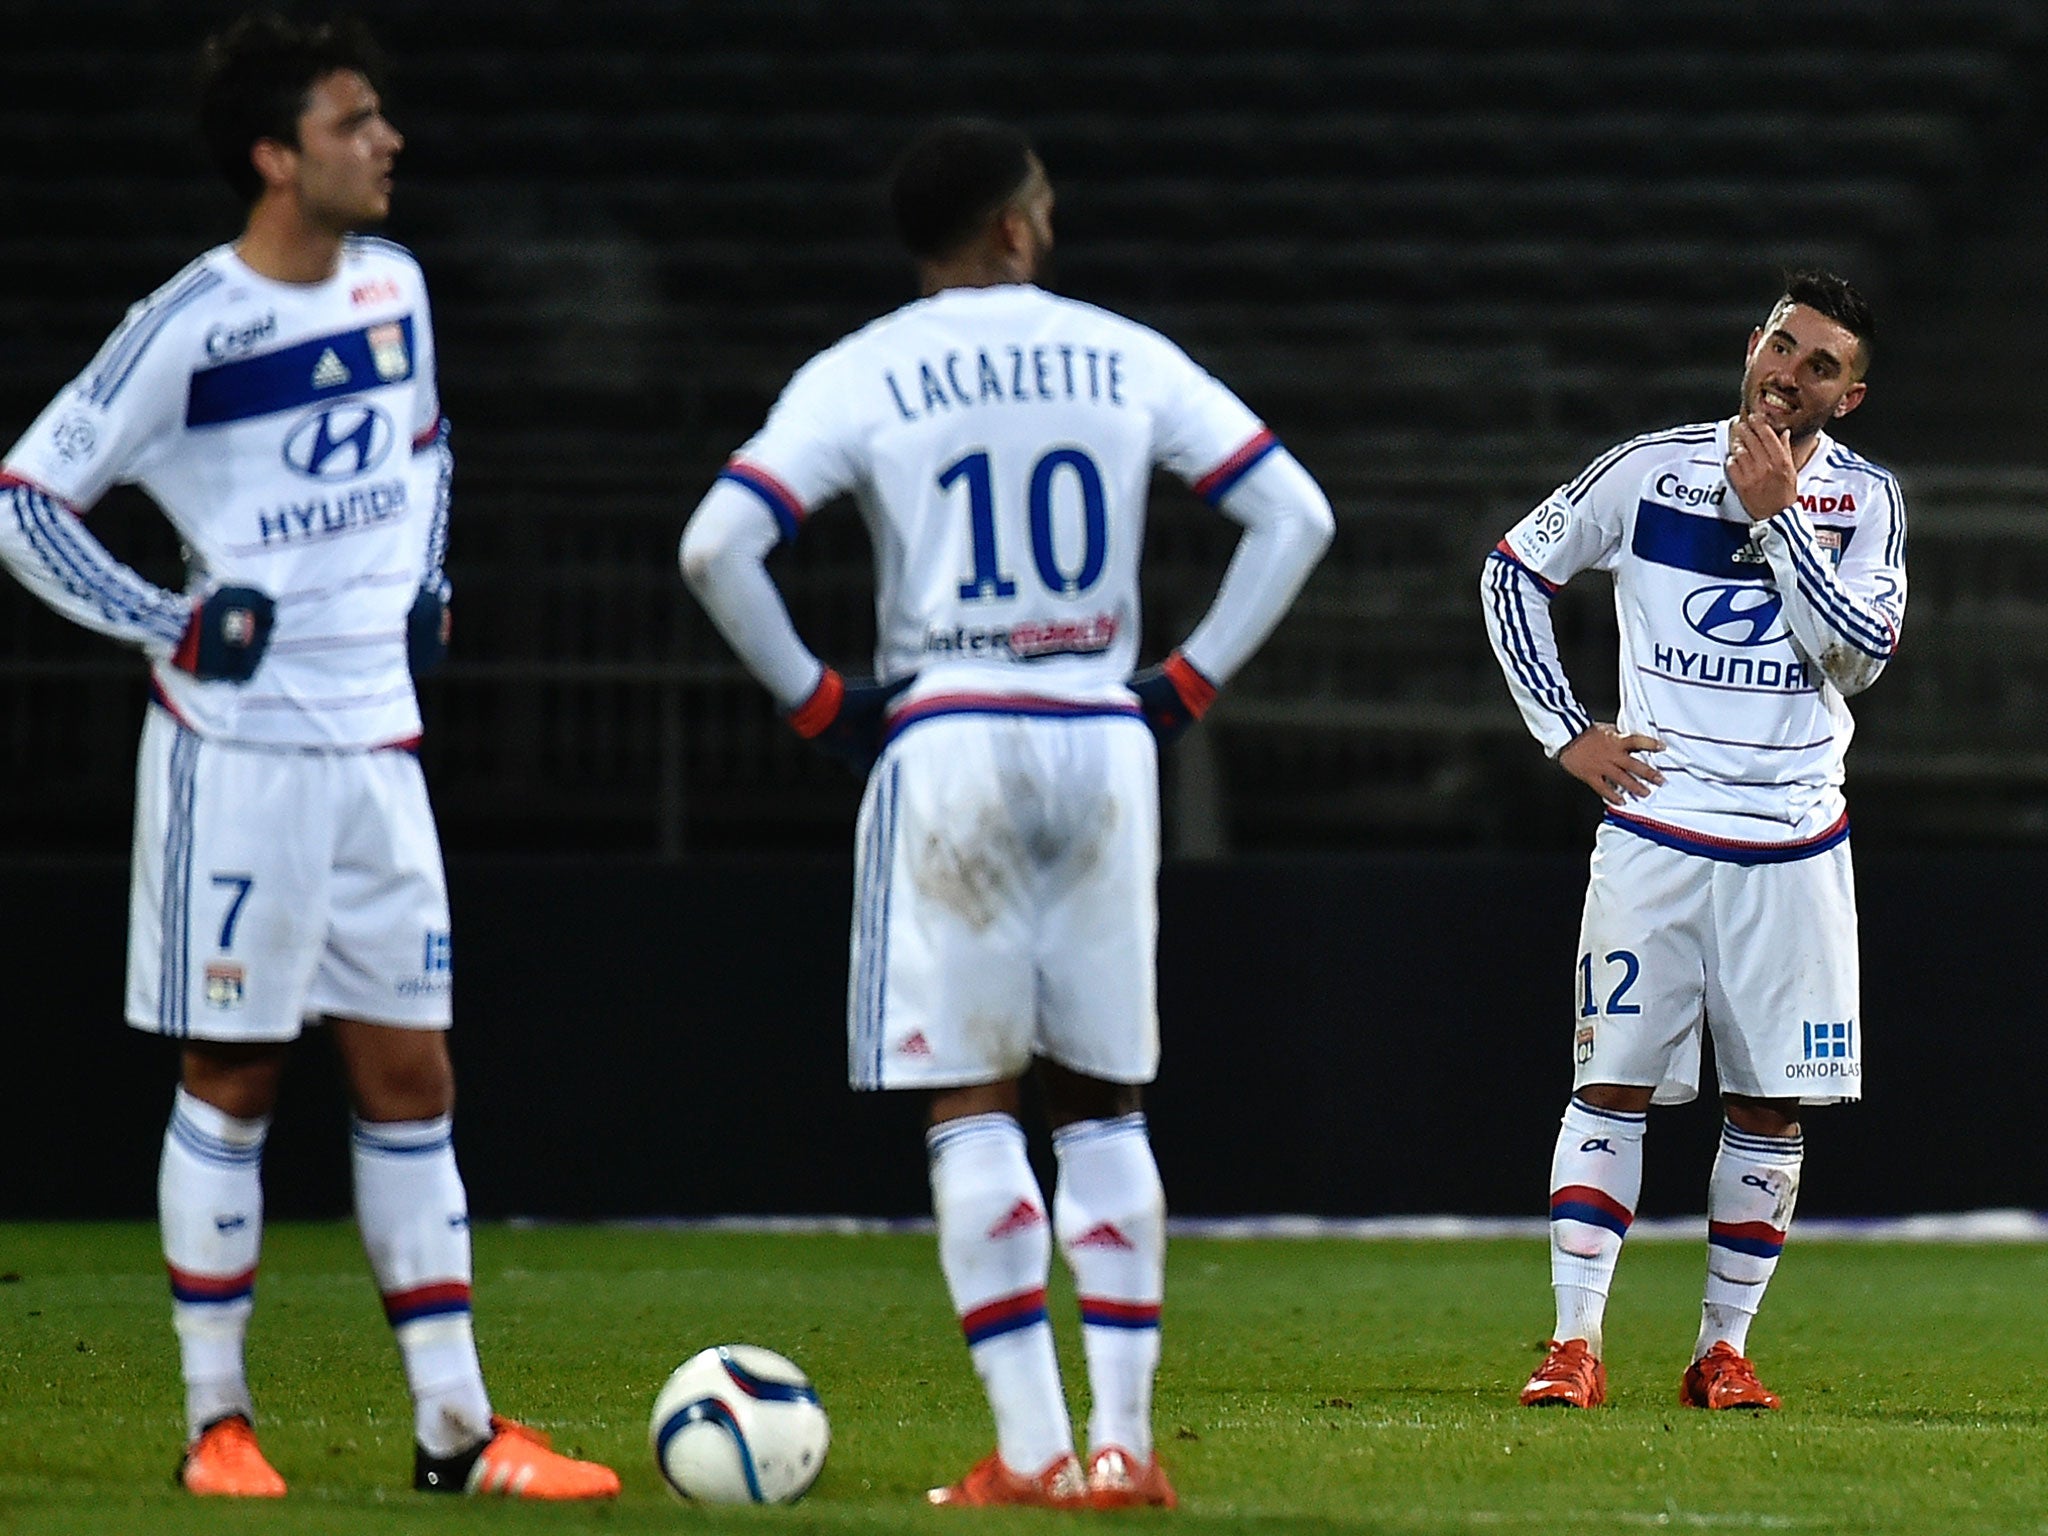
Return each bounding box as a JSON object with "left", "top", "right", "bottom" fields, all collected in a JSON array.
[
  {"left": 281, "top": 400, "right": 394, "bottom": 481},
  {"left": 922, "top": 610, "right": 1120, "bottom": 662},
  {"left": 1682, "top": 583, "right": 1788, "bottom": 647}
]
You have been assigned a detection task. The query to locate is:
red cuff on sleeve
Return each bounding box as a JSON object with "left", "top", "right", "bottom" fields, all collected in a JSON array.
[
  {"left": 1165, "top": 651, "right": 1218, "bottom": 719},
  {"left": 787, "top": 668, "right": 845, "bottom": 739},
  {"left": 169, "top": 600, "right": 201, "bottom": 674}
]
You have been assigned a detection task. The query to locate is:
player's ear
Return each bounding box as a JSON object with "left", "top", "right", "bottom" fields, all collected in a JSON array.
[
  {"left": 993, "top": 203, "right": 1031, "bottom": 259},
  {"left": 1832, "top": 381, "right": 1867, "bottom": 419},
  {"left": 248, "top": 137, "right": 297, "bottom": 193}
]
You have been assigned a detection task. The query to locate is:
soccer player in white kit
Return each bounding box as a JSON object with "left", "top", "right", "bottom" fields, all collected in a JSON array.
[
  {"left": 682, "top": 119, "right": 1333, "bottom": 1508},
  {"left": 0, "top": 14, "right": 617, "bottom": 1501},
  {"left": 1481, "top": 272, "right": 1904, "bottom": 1413}
]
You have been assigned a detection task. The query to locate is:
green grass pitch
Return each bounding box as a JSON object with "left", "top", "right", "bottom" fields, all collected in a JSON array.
[{"left": 3, "top": 1223, "right": 2046, "bottom": 1534}]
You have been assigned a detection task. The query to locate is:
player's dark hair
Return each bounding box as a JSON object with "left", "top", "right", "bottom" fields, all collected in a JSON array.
[
  {"left": 1781, "top": 269, "right": 1875, "bottom": 376},
  {"left": 198, "top": 11, "right": 387, "bottom": 204},
  {"left": 889, "top": 119, "right": 1037, "bottom": 261}
]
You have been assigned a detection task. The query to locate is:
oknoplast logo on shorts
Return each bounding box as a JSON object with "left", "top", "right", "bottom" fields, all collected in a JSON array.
[
  {"left": 1786, "top": 1019, "right": 1858, "bottom": 1082},
  {"left": 1682, "top": 583, "right": 1789, "bottom": 647}
]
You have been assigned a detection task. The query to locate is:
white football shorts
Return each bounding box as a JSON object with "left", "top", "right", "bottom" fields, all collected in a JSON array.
[
  {"left": 848, "top": 708, "right": 1160, "bottom": 1091},
  {"left": 1572, "top": 819, "right": 1860, "bottom": 1105},
  {"left": 126, "top": 706, "right": 454, "bottom": 1042}
]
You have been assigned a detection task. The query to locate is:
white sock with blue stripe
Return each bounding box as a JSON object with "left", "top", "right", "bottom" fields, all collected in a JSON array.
[
  {"left": 928, "top": 1112, "right": 1074, "bottom": 1477},
  {"left": 159, "top": 1086, "right": 267, "bottom": 1441},
  {"left": 351, "top": 1115, "right": 492, "bottom": 1458},
  {"left": 1052, "top": 1113, "right": 1164, "bottom": 1460},
  {"left": 1697, "top": 1121, "right": 1802, "bottom": 1360},
  {"left": 1547, "top": 1098, "right": 1647, "bottom": 1354}
]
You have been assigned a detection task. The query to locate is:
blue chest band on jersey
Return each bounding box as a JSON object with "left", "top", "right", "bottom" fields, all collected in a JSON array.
[
  {"left": 185, "top": 317, "right": 416, "bottom": 428},
  {"left": 1633, "top": 498, "right": 1857, "bottom": 581},
  {"left": 1630, "top": 500, "right": 1765, "bottom": 581}
]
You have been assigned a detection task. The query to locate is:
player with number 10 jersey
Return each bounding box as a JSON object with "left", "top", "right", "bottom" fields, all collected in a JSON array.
[
  {"left": 721, "top": 279, "right": 1290, "bottom": 713},
  {"left": 683, "top": 120, "right": 1331, "bottom": 1508}
]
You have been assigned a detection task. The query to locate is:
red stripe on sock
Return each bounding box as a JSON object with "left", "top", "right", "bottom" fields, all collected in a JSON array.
[
  {"left": 1708, "top": 1220, "right": 1787, "bottom": 1246},
  {"left": 382, "top": 1280, "right": 472, "bottom": 1320},
  {"left": 1078, "top": 1296, "right": 1161, "bottom": 1326},
  {"left": 1551, "top": 1184, "right": 1634, "bottom": 1225},
  {"left": 166, "top": 1263, "right": 257, "bottom": 1299},
  {"left": 960, "top": 1287, "right": 1048, "bottom": 1337}
]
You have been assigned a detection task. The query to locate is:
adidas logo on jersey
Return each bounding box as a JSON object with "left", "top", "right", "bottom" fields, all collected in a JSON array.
[
  {"left": 311, "top": 348, "right": 352, "bottom": 388},
  {"left": 898, "top": 1030, "right": 933, "bottom": 1057},
  {"left": 987, "top": 1200, "right": 1045, "bottom": 1240}
]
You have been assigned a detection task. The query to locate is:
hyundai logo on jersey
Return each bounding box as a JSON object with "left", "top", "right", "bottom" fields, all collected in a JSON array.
[
  {"left": 282, "top": 401, "right": 394, "bottom": 481},
  {"left": 1683, "top": 583, "right": 1788, "bottom": 647}
]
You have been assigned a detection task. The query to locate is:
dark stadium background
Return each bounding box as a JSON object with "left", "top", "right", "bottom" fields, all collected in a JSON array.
[{"left": 5, "top": 0, "right": 2046, "bottom": 1222}]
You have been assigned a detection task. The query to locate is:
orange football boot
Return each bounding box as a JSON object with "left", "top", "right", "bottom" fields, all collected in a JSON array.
[
  {"left": 1680, "top": 1342, "right": 1781, "bottom": 1410},
  {"left": 1519, "top": 1338, "right": 1608, "bottom": 1408},
  {"left": 1087, "top": 1445, "right": 1179, "bottom": 1509},
  {"left": 927, "top": 1449, "right": 1087, "bottom": 1507},
  {"left": 178, "top": 1414, "right": 287, "bottom": 1497},
  {"left": 415, "top": 1414, "right": 621, "bottom": 1498}
]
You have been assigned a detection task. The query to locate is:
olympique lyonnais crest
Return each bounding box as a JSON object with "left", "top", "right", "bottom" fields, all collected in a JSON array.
[
  {"left": 368, "top": 323, "right": 409, "bottom": 381},
  {"left": 204, "top": 961, "right": 246, "bottom": 1009}
]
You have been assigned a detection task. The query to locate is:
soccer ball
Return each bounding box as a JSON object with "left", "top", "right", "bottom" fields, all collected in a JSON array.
[{"left": 649, "top": 1344, "right": 829, "bottom": 1504}]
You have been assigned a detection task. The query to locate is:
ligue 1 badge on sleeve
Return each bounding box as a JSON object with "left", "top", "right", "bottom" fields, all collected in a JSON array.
[
  {"left": 368, "top": 322, "right": 410, "bottom": 381},
  {"left": 50, "top": 413, "right": 97, "bottom": 463}
]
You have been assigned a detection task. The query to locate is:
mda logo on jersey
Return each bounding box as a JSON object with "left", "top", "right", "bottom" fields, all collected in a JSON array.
[
  {"left": 1682, "top": 583, "right": 1787, "bottom": 647},
  {"left": 282, "top": 401, "right": 395, "bottom": 481}
]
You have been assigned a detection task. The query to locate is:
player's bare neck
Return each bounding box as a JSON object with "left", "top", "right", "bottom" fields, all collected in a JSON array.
[
  {"left": 918, "top": 252, "right": 1031, "bottom": 296},
  {"left": 235, "top": 199, "right": 346, "bottom": 286}
]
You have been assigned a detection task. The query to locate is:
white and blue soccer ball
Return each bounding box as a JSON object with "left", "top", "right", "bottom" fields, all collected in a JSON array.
[{"left": 649, "top": 1344, "right": 829, "bottom": 1504}]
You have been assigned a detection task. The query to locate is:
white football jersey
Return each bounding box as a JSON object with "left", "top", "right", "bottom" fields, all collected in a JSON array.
[
  {"left": 1485, "top": 419, "right": 1907, "bottom": 854},
  {"left": 717, "top": 283, "right": 1275, "bottom": 710},
  {"left": 2, "top": 237, "right": 448, "bottom": 749}
]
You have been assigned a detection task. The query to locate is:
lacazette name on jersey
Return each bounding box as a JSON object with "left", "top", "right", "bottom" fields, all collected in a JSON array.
[{"left": 885, "top": 341, "right": 1128, "bottom": 422}]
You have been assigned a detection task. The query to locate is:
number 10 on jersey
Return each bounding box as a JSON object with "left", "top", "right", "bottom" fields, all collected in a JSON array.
[{"left": 941, "top": 447, "right": 1109, "bottom": 601}]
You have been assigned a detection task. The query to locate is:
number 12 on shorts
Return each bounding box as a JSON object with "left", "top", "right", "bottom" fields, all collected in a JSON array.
[{"left": 1579, "top": 949, "right": 1642, "bottom": 1017}]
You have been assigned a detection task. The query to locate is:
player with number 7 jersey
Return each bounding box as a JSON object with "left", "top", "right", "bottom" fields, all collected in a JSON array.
[{"left": 682, "top": 120, "right": 1331, "bottom": 1507}]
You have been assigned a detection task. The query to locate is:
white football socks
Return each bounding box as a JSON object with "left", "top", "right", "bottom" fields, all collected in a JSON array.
[
  {"left": 351, "top": 1115, "right": 492, "bottom": 1459},
  {"left": 1546, "top": 1098, "right": 1646, "bottom": 1355},
  {"left": 160, "top": 1088, "right": 268, "bottom": 1441},
  {"left": 1052, "top": 1112, "right": 1164, "bottom": 1460},
  {"left": 1697, "top": 1121, "right": 1803, "bottom": 1360},
  {"left": 928, "top": 1112, "right": 1074, "bottom": 1476}
]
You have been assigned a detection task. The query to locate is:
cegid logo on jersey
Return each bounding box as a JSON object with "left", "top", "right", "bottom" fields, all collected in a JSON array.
[
  {"left": 1654, "top": 473, "right": 1726, "bottom": 509},
  {"left": 923, "top": 611, "right": 1120, "bottom": 661},
  {"left": 203, "top": 312, "right": 277, "bottom": 360}
]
